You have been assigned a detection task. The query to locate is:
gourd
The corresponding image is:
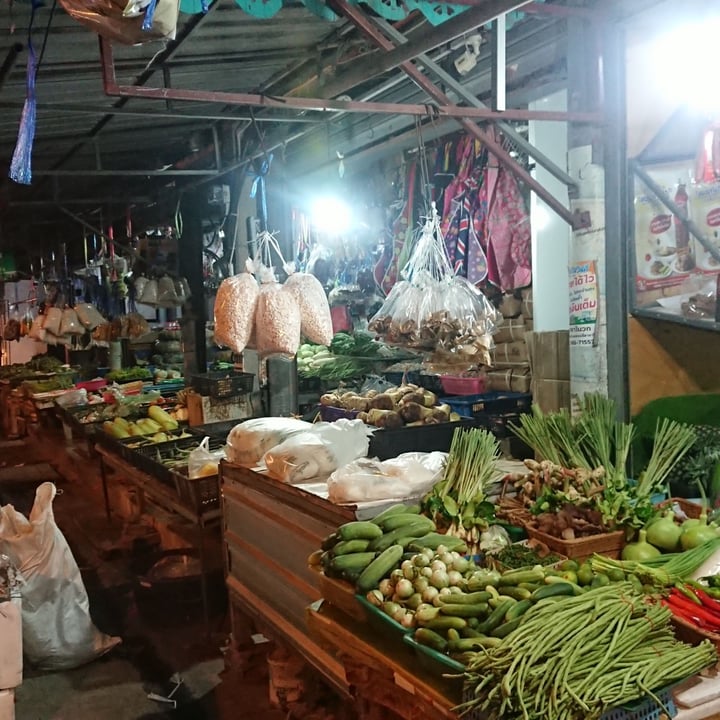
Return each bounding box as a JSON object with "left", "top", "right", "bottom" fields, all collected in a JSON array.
[
  {"left": 646, "top": 509, "right": 682, "bottom": 551},
  {"left": 622, "top": 530, "right": 662, "bottom": 562}
]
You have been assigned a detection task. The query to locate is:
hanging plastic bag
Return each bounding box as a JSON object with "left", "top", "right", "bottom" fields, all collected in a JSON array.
[
  {"left": 283, "top": 272, "right": 333, "bottom": 346},
  {"left": 74, "top": 303, "right": 106, "bottom": 331},
  {"left": 226, "top": 418, "right": 312, "bottom": 467},
  {"left": 0, "top": 483, "right": 120, "bottom": 670},
  {"left": 263, "top": 419, "right": 372, "bottom": 484},
  {"left": 59, "top": 0, "right": 179, "bottom": 45},
  {"left": 139, "top": 278, "right": 159, "bottom": 307},
  {"left": 254, "top": 281, "right": 301, "bottom": 356},
  {"left": 214, "top": 273, "right": 259, "bottom": 353},
  {"left": 59, "top": 308, "right": 83, "bottom": 336},
  {"left": 156, "top": 275, "right": 180, "bottom": 308},
  {"left": 327, "top": 451, "right": 447, "bottom": 504},
  {"left": 42, "top": 306, "right": 63, "bottom": 336},
  {"left": 28, "top": 313, "right": 46, "bottom": 342}
]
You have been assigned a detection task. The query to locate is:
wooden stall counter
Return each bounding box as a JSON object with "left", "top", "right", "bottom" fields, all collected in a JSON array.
[{"left": 307, "top": 601, "right": 462, "bottom": 720}]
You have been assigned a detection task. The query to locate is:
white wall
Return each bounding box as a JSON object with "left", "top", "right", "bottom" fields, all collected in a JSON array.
[{"left": 529, "top": 89, "right": 571, "bottom": 331}]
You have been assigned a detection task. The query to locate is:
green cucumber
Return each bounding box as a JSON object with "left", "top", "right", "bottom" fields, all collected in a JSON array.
[
  {"left": 449, "top": 635, "right": 501, "bottom": 652},
  {"left": 438, "top": 591, "right": 491, "bottom": 605},
  {"left": 414, "top": 628, "right": 447, "bottom": 653},
  {"left": 356, "top": 545, "right": 404, "bottom": 593},
  {"left": 368, "top": 520, "right": 436, "bottom": 552},
  {"left": 488, "top": 595, "right": 517, "bottom": 609},
  {"left": 490, "top": 616, "right": 523, "bottom": 639},
  {"left": 498, "top": 567, "right": 545, "bottom": 586},
  {"left": 439, "top": 603, "right": 489, "bottom": 618},
  {"left": 531, "top": 582, "right": 575, "bottom": 601},
  {"left": 332, "top": 539, "right": 371, "bottom": 556},
  {"left": 337, "top": 521, "right": 383, "bottom": 542},
  {"left": 370, "top": 504, "right": 409, "bottom": 525},
  {"left": 321, "top": 532, "right": 339, "bottom": 551},
  {"left": 404, "top": 504, "right": 421, "bottom": 515},
  {"left": 505, "top": 599, "right": 533, "bottom": 622},
  {"left": 460, "top": 627, "right": 483, "bottom": 638},
  {"left": 330, "top": 552, "right": 377, "bottom": 574},
  {"left": 379, "top": 514, "right": 433, "bottom": 532},
  {"left": 478, "top": 599, "right": 514, "bottom": 634},
  {"left": 408, "top": 533, "right": 467, "bottom": 552},
  {"left": 423, "top": 616, "right": 467, "bottom": 631},
  {"left": 500, "top": 586, "right": 532, "bottom": 601}
]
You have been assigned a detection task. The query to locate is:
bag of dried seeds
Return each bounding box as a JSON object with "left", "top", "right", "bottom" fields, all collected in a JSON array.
[{"left": 214, "top": 273, "right": 259, "bottom": 353}]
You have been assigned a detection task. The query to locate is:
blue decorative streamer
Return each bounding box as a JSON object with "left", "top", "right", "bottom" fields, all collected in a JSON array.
[
  {"left": 142, "top": 0, "right": 158, "bottom": 31},
  {"left": 248, "top": 153, "right": 273, "bottom": 231},
  {"left": 9, "top": 0, "right": 42, "bottom": 186}
]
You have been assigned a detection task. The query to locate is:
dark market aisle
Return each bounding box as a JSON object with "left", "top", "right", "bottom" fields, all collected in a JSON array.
[{"left": 0, "top": 431, "right": 285, "bottom": 720}]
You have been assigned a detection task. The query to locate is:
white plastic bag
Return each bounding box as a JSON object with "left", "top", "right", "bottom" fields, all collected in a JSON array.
[
  {"left": 43, "top": 307, "right": 62, "bottom": 336},
  {"left": 59, "top": 308, "right": 83, "bottom": 336},
  {"left": 0, "top": 483, "right": 120, "bottom": 670},
  {"left": 226, "top": 418, "right": 312, "bottom": 467},
  {"left": 188, "top": 437, "right": 224, "bottom": 479},
  {"left": 264, "top": 419, "right": 372, "bottom": 484},
  {"left": 75, "top": 303, "right": 106, "bottom": 331},
  {"left": 327, "top": 451, "right": 447, "bottom": 504}
]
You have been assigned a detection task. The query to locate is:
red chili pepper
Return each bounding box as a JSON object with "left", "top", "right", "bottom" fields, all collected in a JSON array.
[
  {"left": 663, "top": 599, "right": 714, "bottom": 631},
  {"left": 667, "top": 594, "right": 720, "bottom": 630},
  {"left": 671, "top": 589, "right": 720, "bottom": 620},
  {"left": 691, "top": 587, "right": 720, "bottom": 614}
]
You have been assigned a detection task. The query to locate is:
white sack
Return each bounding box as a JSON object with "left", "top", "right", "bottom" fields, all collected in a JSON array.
[
  {"left": 328, "top": 451, "right": 447, "bottom": 504},
  {"left": 226, "top": 418, "right": 312, "bottom": 467},
  {"left": 0, "top": 483, "right": 120, "bottom": 670},
  {"left": 263, "top": 419, "right": 372, "bottom": 484}
]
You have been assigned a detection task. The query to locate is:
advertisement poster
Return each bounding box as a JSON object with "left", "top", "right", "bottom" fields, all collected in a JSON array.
[
  {"left": 634, "top": 163, "right": 720, "bottom": 323},
  {"left": 569, "top": 260, "right": 599, "bottom": 348}
]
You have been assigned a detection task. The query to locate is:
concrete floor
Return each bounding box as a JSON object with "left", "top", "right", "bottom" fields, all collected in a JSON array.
[{"left": 0, "top": 431, "right": 286, "bottom": 720}]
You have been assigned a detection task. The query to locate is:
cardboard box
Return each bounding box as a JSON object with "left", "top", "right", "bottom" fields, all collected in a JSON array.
[
  {"left": 527, "top": 331, "right": 570, "bottom": 381},
  {"left": 531, "top": 379, "right": 571, "bottom": 413},
  {"left": 521, "top": 288, "right": 533, "bottom": 318},
  {"left": 486, "top": 369, "right": 532, "bottom": 393},
  {"left": 0, "top": 599, "right": 22, "bottom": 689},
  {"left": 492, "top": 341, "right": 530, "bottom": 370},
  {"left": 187, "top": 393, "right": 254, "bottom": 426}
]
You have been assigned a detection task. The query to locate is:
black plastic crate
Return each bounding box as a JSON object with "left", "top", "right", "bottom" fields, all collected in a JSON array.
[
  {"left": 171, "top": 468, "right": 220, "bottom": 513},
  {"left": 442, "top": 392, "right": 532, "bottom": 418},
  {"left": 368, "top": 419, "right": 475, "bottom": 461},
  {"left": 417, "top": 373, "right": 444, "bottom": 395},
  {"left": 190, "top": 371, "right": 254, "bottom": 399},
  {"left": 383, "top": 370, "right": 421, "bottom": 387},
  {"left": 127, "top": 435, "right": 226, "bottom": 487},
  {"left": 189, "top": 420, "right": 244, "bottom": 442}
]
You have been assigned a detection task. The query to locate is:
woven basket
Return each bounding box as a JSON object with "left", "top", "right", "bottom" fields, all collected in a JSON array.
[
  {"left": 524, "top": 526, "right": 626, "bottom": 561},
  {"left": 671, "top": 614, "right": 720, "bottom": 651},
  {"left": 656, "top": 497, "right": 704, "bottom": 519}
]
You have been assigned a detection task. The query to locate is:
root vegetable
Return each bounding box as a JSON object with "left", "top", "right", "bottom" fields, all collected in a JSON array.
[
  {"left": 399, "top": 402, "right": 433, "bottom": 423},
  {"left": 369, "top": 393, "right": 395, "bottom": 411},
  {"left": 365, "top": 409, "right": 403, "bottom": 429}
]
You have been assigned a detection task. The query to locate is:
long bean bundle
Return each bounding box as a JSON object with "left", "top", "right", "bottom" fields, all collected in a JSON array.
[{"left": 460, "top": 583, "right": 716, "bottom": 720}]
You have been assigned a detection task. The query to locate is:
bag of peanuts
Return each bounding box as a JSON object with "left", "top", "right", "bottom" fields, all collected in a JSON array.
[
  {"left": 214, "top": 273, "right": 259, "bottom": 353},
  {"left": 283, "top": 272, "right": 333, "bottom": 346},
  {"left": 254, "top": 279, "right": 301, "bottom": 356}
]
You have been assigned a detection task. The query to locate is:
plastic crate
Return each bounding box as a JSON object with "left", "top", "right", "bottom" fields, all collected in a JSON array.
[
  {"left": 319, "top": 405, "right": 359, "bottom": 422},
  {"left": 442, "top": 391, "right": 532, "bottom": 418},
  {"left": 440, "top": 375, "right": 487, "bottom": 396},
  {"left": 189, "top": 420, "right": 243, "bottom": 441},
  {"left": 600, "top": 687, "right": 676, "bottom": 720},
  {"left": 417, "top": 373, "right": 444, "bottom": 395},
  {"left": 383, "top": 370, "right": 421, "bottom": 387},
  {"left": 368, "top": 419, "right": 475, "bottom": 460},
  {"left": 171, "top": 467, "right": 220, "bottom": 513},
  {"left": 190, "top": 371, "right": 254, "bottom": 399},
  {"left": 402, "top": 634, "right": 465, "bottom": 677},
  {"left": 355, "top": 595, "right": 411, "bottom": 639}
]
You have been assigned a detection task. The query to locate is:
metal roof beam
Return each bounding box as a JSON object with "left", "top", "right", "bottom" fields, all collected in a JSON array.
[
  {"left": 330, "top": 0, "right": 590, "bottom": 230},
  {"left": 313, "top": 0, "right": 532, "bottom": 100},
  {"left": 372, "top": 17, "right": 577, "bottom": 188}
]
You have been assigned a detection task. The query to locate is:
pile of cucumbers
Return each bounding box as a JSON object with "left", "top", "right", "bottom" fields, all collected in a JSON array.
[{"left": 310, "top": 503, "right": 467, "bottom": 593}]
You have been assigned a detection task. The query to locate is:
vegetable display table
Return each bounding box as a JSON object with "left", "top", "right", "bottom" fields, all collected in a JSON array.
[{"left": 306, "top": 601, "right": 461, "bottom": 720}]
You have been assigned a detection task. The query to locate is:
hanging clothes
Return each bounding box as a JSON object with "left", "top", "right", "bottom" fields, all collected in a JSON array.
[{"left": 485, "top": 164, "right": 532, "bottom": 291}]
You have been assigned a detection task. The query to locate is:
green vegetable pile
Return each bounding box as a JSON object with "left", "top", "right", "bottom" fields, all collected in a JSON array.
[
  {"left": 487, "top": 543, "right": 563, "bottom": 571},
  {"left": 0, "top": 355, "right": 65, "bottom": 381},
  {"left": 105, "top": 367, "right": 153, "bottom": 383},
  {"left": 460, "top": 583, "right": 716, "bottom": 720}
]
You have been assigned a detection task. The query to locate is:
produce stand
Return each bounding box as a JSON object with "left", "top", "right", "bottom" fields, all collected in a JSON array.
[
  {"left": 95, "top": 442, "right": 222, "bottom": 629},
  {"left": 307, "top": 600, "right": 461, "bottom": 720}
]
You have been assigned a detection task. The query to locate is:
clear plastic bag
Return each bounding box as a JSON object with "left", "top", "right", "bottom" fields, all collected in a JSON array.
[
  {"left": 226, "top": 418, "right": 312, "bottom": 467},
  {"left": 214, "top": 273, "right": 259, "bottom": 353},
  {"left": 59, "top": 308, "right": 83, "bottom": 336},
  {"left": 139, "top": 278, "right": 159, "bottom": 307},
  {"left": 59, "top": 0, "right": 179, "bottom": 45},
  {"left": 263, "top": 419, "right": 372, "bottom": 484},
  {"left": 254, "top": 283, "right": 301, "bottom": 357},
  {"left": 28, "top": 313, "right": 46, "bottom": 341},
  {"left": 43, "top": 307, "right": 63, "bottom": 336},
  {"left": 188, "top": 437, "right": 224, "bottom": 479},
  {"left": 283, "top": 272, "right": 333, "bottom": 346},
  {"left": 74, "top": 303, "right": 106, "bottom": 331},
  {"left": 327, "top": 451, "right": 447, "bottom": 504},
  {"left": 156, "top": 275, "right": 180, "bottom": 308}
]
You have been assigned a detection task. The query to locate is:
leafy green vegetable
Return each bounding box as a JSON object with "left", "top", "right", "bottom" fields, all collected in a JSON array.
[{"left": 105, "top": 367, "right": 153, "bottom": 383}]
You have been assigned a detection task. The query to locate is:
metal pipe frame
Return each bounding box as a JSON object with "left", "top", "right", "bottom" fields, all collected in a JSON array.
[
  {"left": 372, "top": 17, "right": 577, "bottom": 189},
  {"left": 33, "top": 169, "right": 219, "bottom": 177},
  {"left": 99, "top": 39, "right": 600, "bottom": 124},
  {"left": 329, "top": 0, "right": 589, "bottom": 230}
]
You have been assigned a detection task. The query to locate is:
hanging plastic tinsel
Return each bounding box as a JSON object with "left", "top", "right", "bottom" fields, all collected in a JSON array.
[{"left": 9, "top": 0, "right": 42, "bottom": 185}]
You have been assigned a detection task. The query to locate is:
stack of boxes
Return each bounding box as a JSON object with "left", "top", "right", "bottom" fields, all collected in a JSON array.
[
  {"left": 0, "top": 592, "right": 22, "bottom": 720},
  {"left": 527, "top": 329, "right": 571, "bottom": 412},
  {"left": 487, "top": 289, "right": 534, "bottom": 393}
]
